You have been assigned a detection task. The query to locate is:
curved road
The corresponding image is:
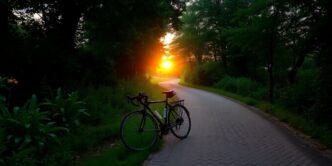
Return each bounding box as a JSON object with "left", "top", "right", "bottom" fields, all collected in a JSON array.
[{"left": 145, "top": 79, "right": 331, "bottom": 166}]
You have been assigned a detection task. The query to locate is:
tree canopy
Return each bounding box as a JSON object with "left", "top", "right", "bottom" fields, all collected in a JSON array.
[
  {"left": 0, "top": 0, "right": 188, "bottom": 96},
  {"left": 175, "top": 0, "right": 332, "bottom": 126}
]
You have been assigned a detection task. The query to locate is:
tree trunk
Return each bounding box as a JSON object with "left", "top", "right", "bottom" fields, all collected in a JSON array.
[
  {"left": 267, "top": 2, "right": 277, "bottom": 103},
  {"left": 220, "top": 44, "right": 227, "bottom": 73},
  {"left": 287, "top": 37, "right": 314, "bottom": 84},
  {"left": 58, "top": 0, "right": 82, "bottom": 52},
  {"left": 267, "top": 32, "right": 275, "bottom": 103},
  {"left": 196, "top": 54, "right": 202, "bottom": 63},
  {"left": 195, "top": 47, "right": 203, "bottom": 63},
  {"left": 267, "top": 65, "right": 274, "bottom": 103},
  {"left": 0, "top": 1, "right": 8, "bottom": 46},
  {"left": 213, "top": 45, "right": 218, "bottom": 62},
  {"left": 287, "top": 53, "right": 305, "bottom": 84},
  {"left": 0, "top": 0, "right": 9, "bottom": 72}
]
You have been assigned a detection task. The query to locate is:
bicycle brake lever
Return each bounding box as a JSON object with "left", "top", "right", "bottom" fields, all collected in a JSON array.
[{"left": 127, "top": 95, "right": 140, "bottom": 106}]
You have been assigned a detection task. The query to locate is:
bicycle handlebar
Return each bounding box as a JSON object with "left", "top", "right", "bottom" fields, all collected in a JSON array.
[
  {"left": 126, "top": 92, "right": 148, "bottom": 106},
  {"left": 126, "top": 95, "right": 139, "bottom": 106}
]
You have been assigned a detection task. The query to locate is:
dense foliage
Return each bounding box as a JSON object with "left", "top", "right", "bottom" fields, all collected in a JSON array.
[
  {"left": 176, "top": 0, "right": 332, "bottom": 127},
  {"left": 0, "top": 0, "right": 188, "bottom": 165},
  {"left": 0, "top": 76, "right": 88, "bottom": 165},
  {"left": 0, "top": 0, "right": 186, "bottom": 98}
]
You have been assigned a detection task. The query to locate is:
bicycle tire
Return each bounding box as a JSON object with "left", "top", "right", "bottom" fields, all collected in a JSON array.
[
  {"left": 120, "top": 111, "right": 159, "bottom": 151},
  {"left": 168, "top": 104, "right": 191, "bottom": 139}
]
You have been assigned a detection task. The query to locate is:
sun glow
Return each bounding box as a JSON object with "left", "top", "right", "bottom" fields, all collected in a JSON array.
[
  {"left": 155, "top": 32, "right": 179, "bottom": 75},
  {"left": 161, "top": 61, "right": 172, "bottom": 70},
  {"left": 160, "top": 33, "right": 175, "bottom": 45}
]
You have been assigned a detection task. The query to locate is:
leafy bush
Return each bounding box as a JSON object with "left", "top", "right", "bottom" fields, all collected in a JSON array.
[
  {"left": 199, "top": 62, "right": 225, "bottom": 85},
  {"left": 214, "top": 76, "right": 267, "bottom": 99},
  {"left": 278, "top": 69, "right": 318, "bottom": 116},
  {"left": 0, "top": 95, "right": 68, "bottom": 165},
  {"left": 0, "top": 76, "right": 88, "bottom": 165},
  {"left": 0, "top": 75, "right": 162, "bottom": 165},
  {"left": 182, "top": 63, "right": 198, "bottom": 84},
  {"left": 41, "top": 89, "right": 89, "bottom": 130},
  {"left": 214, "top": 76, "right": 237, "bottom": 92},
  {"left": 182, "top": 62, "right": 225, "bottom": 85}
]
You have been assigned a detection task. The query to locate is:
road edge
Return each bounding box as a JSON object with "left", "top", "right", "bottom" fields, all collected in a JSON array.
[{"left": 178, "top": 81, "right": 332, "bottom": 163}]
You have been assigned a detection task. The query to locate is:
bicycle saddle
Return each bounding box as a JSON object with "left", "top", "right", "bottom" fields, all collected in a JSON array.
[{"left": 162, "top": 91, "right": 175, "bottom": 98}]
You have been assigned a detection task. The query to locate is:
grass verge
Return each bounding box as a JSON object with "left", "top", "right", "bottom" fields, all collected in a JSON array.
[
  {"left": 180, "top": 81, "right": 332, "bottom": 149},
  {"left": 149, "top": 76, "right": 175, "bottom": 84},
  {"left": 73, "top": 78, "right": 167, "bottom": 166}
]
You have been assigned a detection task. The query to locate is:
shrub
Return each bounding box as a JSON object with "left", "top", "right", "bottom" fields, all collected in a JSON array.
[
  {"left": 214, "top": 76, "right": 267, "bottom": 99},
  {"left": 199, "top": 62, "right": 225, "bottom": 85},
  {"left": 0, "top": 76, "right": 88, "bottom": 165},
  {"left": 251, "top": 86, "right": 267, "bottom": 99},
  {"left": 0, "top": 95, "right": 68, "bottom": 165},
  {"left": 182, "top": 63, "right": 199, "bottom": 84},
  {"left": 41, "top": 89, "right": 89, "bottom": 130},
  {"left": 182, "top": 62, "right": 225, "bottom": 85},
  {"left": 235, "top": 77, "right": 254, "bottom": 95},
  {"left": 278, "top": 69, "right": 318, "bottom": 116},
  {"left": 0, "top": 75, "right": 160, "bottom": 165},
  {"left": 214, "top": 76, "right": 237, "bottom": 92}
]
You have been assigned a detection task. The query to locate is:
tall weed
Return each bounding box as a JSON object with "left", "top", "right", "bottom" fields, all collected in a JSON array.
[
  {"left": 0, "top": 95, "right": 68, "bottom": 165},
  {"left": 41, "top": 88, "right": 89, "bottom": 130}
]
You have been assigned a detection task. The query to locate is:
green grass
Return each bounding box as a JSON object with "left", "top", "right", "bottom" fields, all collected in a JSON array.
[
  {"left": 180, "top": 80, "right": 332, "bottom": 149},
  {"left": 74, "top": 78, "right": 167, "bottom": 166},
  {"left": 149, "top": 76, "right": 174, "bottom": 84},
  {"left": 79, "top": 142, "right": 162, "bottom": 166}
]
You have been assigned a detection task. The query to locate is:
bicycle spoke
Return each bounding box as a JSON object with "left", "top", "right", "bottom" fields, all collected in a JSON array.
[
  {"left": 168, "top": 105, "right": 191, "bottom": 139},
  {"left": 120, "top": 111, "right": 158, "bottom": 150},
  {"left": 143, "top": 129, "right": 159, "bottom": 132},
  {"left": 121, "top": 92, "right": 191, "bottom": 149}
]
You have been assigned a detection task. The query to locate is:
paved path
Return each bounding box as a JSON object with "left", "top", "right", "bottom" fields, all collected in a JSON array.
[{"left": 145, "top": 79, "right": 332, "bottom": 166}]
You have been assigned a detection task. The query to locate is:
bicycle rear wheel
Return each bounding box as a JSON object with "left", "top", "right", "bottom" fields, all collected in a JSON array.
[
  {"left": 168, "top": 105, "right": 191, "bottom": 139},
  {"left": 120, "top": 111, "right": 159, "bottom": 151}
]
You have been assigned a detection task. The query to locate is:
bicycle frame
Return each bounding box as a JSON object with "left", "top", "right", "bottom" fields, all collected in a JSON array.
[
  {"left": 139, "top": 97, "right": 185, "bottom": 132},
  {"left": 126, "top": 91, "right": 185, "bottom": 134},
  {"left": 121, "top": 92, "right": 191, "bottom": 151},
  {"left": 141, "top": 99, "right": 169, "bottom": 129}
]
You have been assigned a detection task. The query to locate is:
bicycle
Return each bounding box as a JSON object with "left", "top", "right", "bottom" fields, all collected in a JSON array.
[{"left": 120, "top": 91, "right": 191, "bottom": 151}]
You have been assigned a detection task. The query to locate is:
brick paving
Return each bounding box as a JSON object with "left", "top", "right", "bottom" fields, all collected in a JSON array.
[{"left": 145, "top": 79, "right": 332, "bottom": 166}]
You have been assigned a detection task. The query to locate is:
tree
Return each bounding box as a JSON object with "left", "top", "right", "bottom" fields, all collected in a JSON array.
[
  {"left": 173, "top": 3, "right": 206, "bottom": 63},
  {"left": 0, "top": 0, "right": 178, "bottom": 94},
  {"left": 173, "top": 0, "right": 253, "bottom": 70},
  {"left": 225, "top": 0, "right": 287, "bottom": 102},
  {"left": 0, "top": 0, "right": 8, "bottom": 43}
]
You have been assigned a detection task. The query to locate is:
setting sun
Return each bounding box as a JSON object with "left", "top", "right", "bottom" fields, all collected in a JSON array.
[
  {"left": 161, "top": 61, "right": 172, "bottom": 70},
  {"left": 155, "top": 32, "right": 180, "bottom": 75}
]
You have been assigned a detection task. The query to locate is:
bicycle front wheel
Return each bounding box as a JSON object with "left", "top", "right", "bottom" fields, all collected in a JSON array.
[
  {"left": 168, "top": 105, "right": 191, "bottom": 139},
  {"left": 120, "top": 111, "right": 159, "bottom": 151}
]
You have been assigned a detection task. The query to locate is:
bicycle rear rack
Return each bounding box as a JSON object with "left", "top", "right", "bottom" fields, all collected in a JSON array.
[{"left": 169, "top": 99, "right": 184, "bottom": 106}]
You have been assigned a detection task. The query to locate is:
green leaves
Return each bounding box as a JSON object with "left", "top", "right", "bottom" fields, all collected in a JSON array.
[
  {"left": 41, "top": 88, "right": 89, "bottom": 129},
  {"left": 0, "top": 84, "right": 87, "bottom": 165},
  {"left": 0, "top": 95, "right": 66, "bottom": 152}
]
